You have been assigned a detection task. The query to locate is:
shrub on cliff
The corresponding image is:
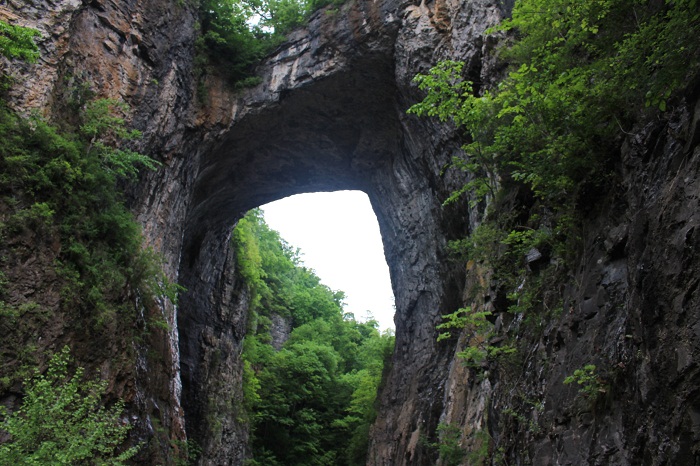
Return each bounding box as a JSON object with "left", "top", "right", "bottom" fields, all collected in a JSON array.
[
  {"left": 0, "top": 20, "right": 40, "bottom": 91},
  {"left": 0, "top": 347, "right": 138, "bottom": 465},
  {"left": 0, "top": 20, "right": 40, "bottom": 63},
  {"left": 0, "top": 97, "right": 161, "bottom": 326}
]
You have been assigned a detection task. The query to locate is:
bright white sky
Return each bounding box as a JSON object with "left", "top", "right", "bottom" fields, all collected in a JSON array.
[{"left": 261, "top": 191, "right": 396, "bottom": 330}]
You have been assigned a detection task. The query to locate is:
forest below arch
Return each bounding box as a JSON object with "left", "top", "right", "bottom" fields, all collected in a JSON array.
[{"left": 233, "top": 210, "right": 395, "bottom": 466}]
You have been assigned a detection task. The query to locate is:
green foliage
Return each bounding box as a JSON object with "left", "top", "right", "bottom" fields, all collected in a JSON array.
[
  {"left": 0, "top": 95, "right": 171, "bottom": 326},
  {"left": 196, "top": 0, "right": 346, "bottom": 86},
  {"left": 434, "top": 423, "right": 465, "bottom": 466},
  {"left": 197, "top": 0, "right": 277, "bottom": 85},
  {"left": 437, "top": 306, "right": 489, "bottom": 342},
  {"left": 423, "top": 424, "right": 492, "bottom": 465},
  {"left": 409, "top": 61, "right": 499, "bottom": 206},
  {"left": 466, "top": 429, "right": 491, "bottom": 465},
  {"left": 447, "top": 221, "right": 506, "bottom": 265},
  {"left": 234, "top": 209, "right": 345, "bottom": 327},
  {"left": 0, "top": 44, "right": 145, "bottom": 389},
  {"left": 0, "top": 347, "right": 138, "bottom": 465},
  {"left": 248, "top": 322, "right": 393, "bottom": 466},
  {"left": 411, "top": 0, "right": 700, "bottom": 206},
  {"left": 80, "top": 99, "right": 160, "bottom": 180},
  {"left": 500, "top": 396, "right": 544, "bottom": 437},
  {"left": 233, "top": 210, "right": 394, "bottom": 466},
  {"left": 564, "top": 364, "right": 608, "bottom": 400},
  {"left": 0, "top": 20, "right": 40, "bottom": 63},
  {"left": 232, "top": 211, "right": 266, "bottom": 298},
  {"left": 437, "top": 306, "right": 516, "bottom": 373},
  {"left": 0, "top": 21, "right": 40, "bottom": 92},
  {"left": 0, "top": 301, "right": 49, "bottom": 391}
]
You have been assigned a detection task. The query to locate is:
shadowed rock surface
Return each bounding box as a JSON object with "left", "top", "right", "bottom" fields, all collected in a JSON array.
[{"left": 1, "top": 0, "right": 699, "bottom": 464}]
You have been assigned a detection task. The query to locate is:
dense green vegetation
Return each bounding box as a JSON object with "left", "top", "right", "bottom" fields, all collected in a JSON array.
[
  {"left": 0, "top": 92, "right": 166, "bottom": 328},
  {"left": 196, "top": 0, "right": 344, "bottom": 86},
  {"left": 0, "top": 20, "right": 40, "bottom": 63},
  {"left": 0, "top": 347, "right": 138, "bottom": 465},
  {"left": 1, "top": 19, "right": 182, "bottom": 463},
  {"left": 233, "top": 210, "right": 394, "bottom": 466}
]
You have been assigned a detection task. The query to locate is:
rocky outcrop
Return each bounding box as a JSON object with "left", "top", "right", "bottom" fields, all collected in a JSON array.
[{"left": 2, "top": 0, "right": 699, "bottom": 465}]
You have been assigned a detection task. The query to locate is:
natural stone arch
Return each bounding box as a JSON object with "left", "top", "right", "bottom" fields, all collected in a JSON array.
[
  {"left": 175, "top": 27, "right": 469, "bottom": 466},
  {"left": 8, "top": 0, "right": 697, "bottom": 464},
  {"left": 0, "top": 0, "right": 508, "bottom": 463},
  {"left": 167, "top": 0, "right": 508, "bottom": 463},
  {"left": 184, "top": 53, "right": 398, "bottom": 243}
]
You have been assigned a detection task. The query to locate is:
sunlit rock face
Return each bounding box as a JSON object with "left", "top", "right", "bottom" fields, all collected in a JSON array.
[{"left": 3, "top": 0, "right": 700, "bottom": 464}]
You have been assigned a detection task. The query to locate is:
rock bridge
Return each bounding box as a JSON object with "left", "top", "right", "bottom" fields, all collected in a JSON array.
[{"left": 172, "top": 1, "right": 506, "bottom": 462}]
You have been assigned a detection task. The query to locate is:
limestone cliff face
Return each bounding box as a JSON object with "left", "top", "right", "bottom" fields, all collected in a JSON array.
[
  {"left": 1, "top": 0, "right": 201, "bottom": 461},
  {"left": 2, "top": 0, "right": 699, "bottom": 465}
]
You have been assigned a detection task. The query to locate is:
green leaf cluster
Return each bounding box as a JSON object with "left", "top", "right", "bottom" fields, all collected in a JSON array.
[
  {"left": 0, "top": 20, "right": 40, "bottom": 63},
  {"left": 80, "top": 99, "right": 159, "bottom": 180},
  {"left": 0, "top": 20, "right": 40, "bottom": 92},
  {"left": 564, "top": 364, "right": 608, "bottom": 400},
  {"left": 233, "top": 210, "right": 394, "bottom": 465},
  {"left": 0, "top": 347, "right": 138, "bottom": 465},
  {"left": 437, "top": 307, "right": 516, "bottom": 370}
]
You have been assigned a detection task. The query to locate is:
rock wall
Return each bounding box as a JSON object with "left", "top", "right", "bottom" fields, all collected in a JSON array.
[
  {"left": 174, "top": 0, "right": 511, "bottom": 462},
  {"left": 435, "top": 92, "right": 700, "bottom": 465},
  {"left": 2, "top": 0, "right": 699, "bottom": 465},
  {"left": 0, "top": 0, "right": 202, "bottom": 461}
]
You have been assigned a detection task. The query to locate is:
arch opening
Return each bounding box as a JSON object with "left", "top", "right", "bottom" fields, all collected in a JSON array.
[
  {"left": 231, "top": 191, "right": 397, "bottom": 464},
  {"left": 261, "top": 190, "right": 395, "bottom": 331}
]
